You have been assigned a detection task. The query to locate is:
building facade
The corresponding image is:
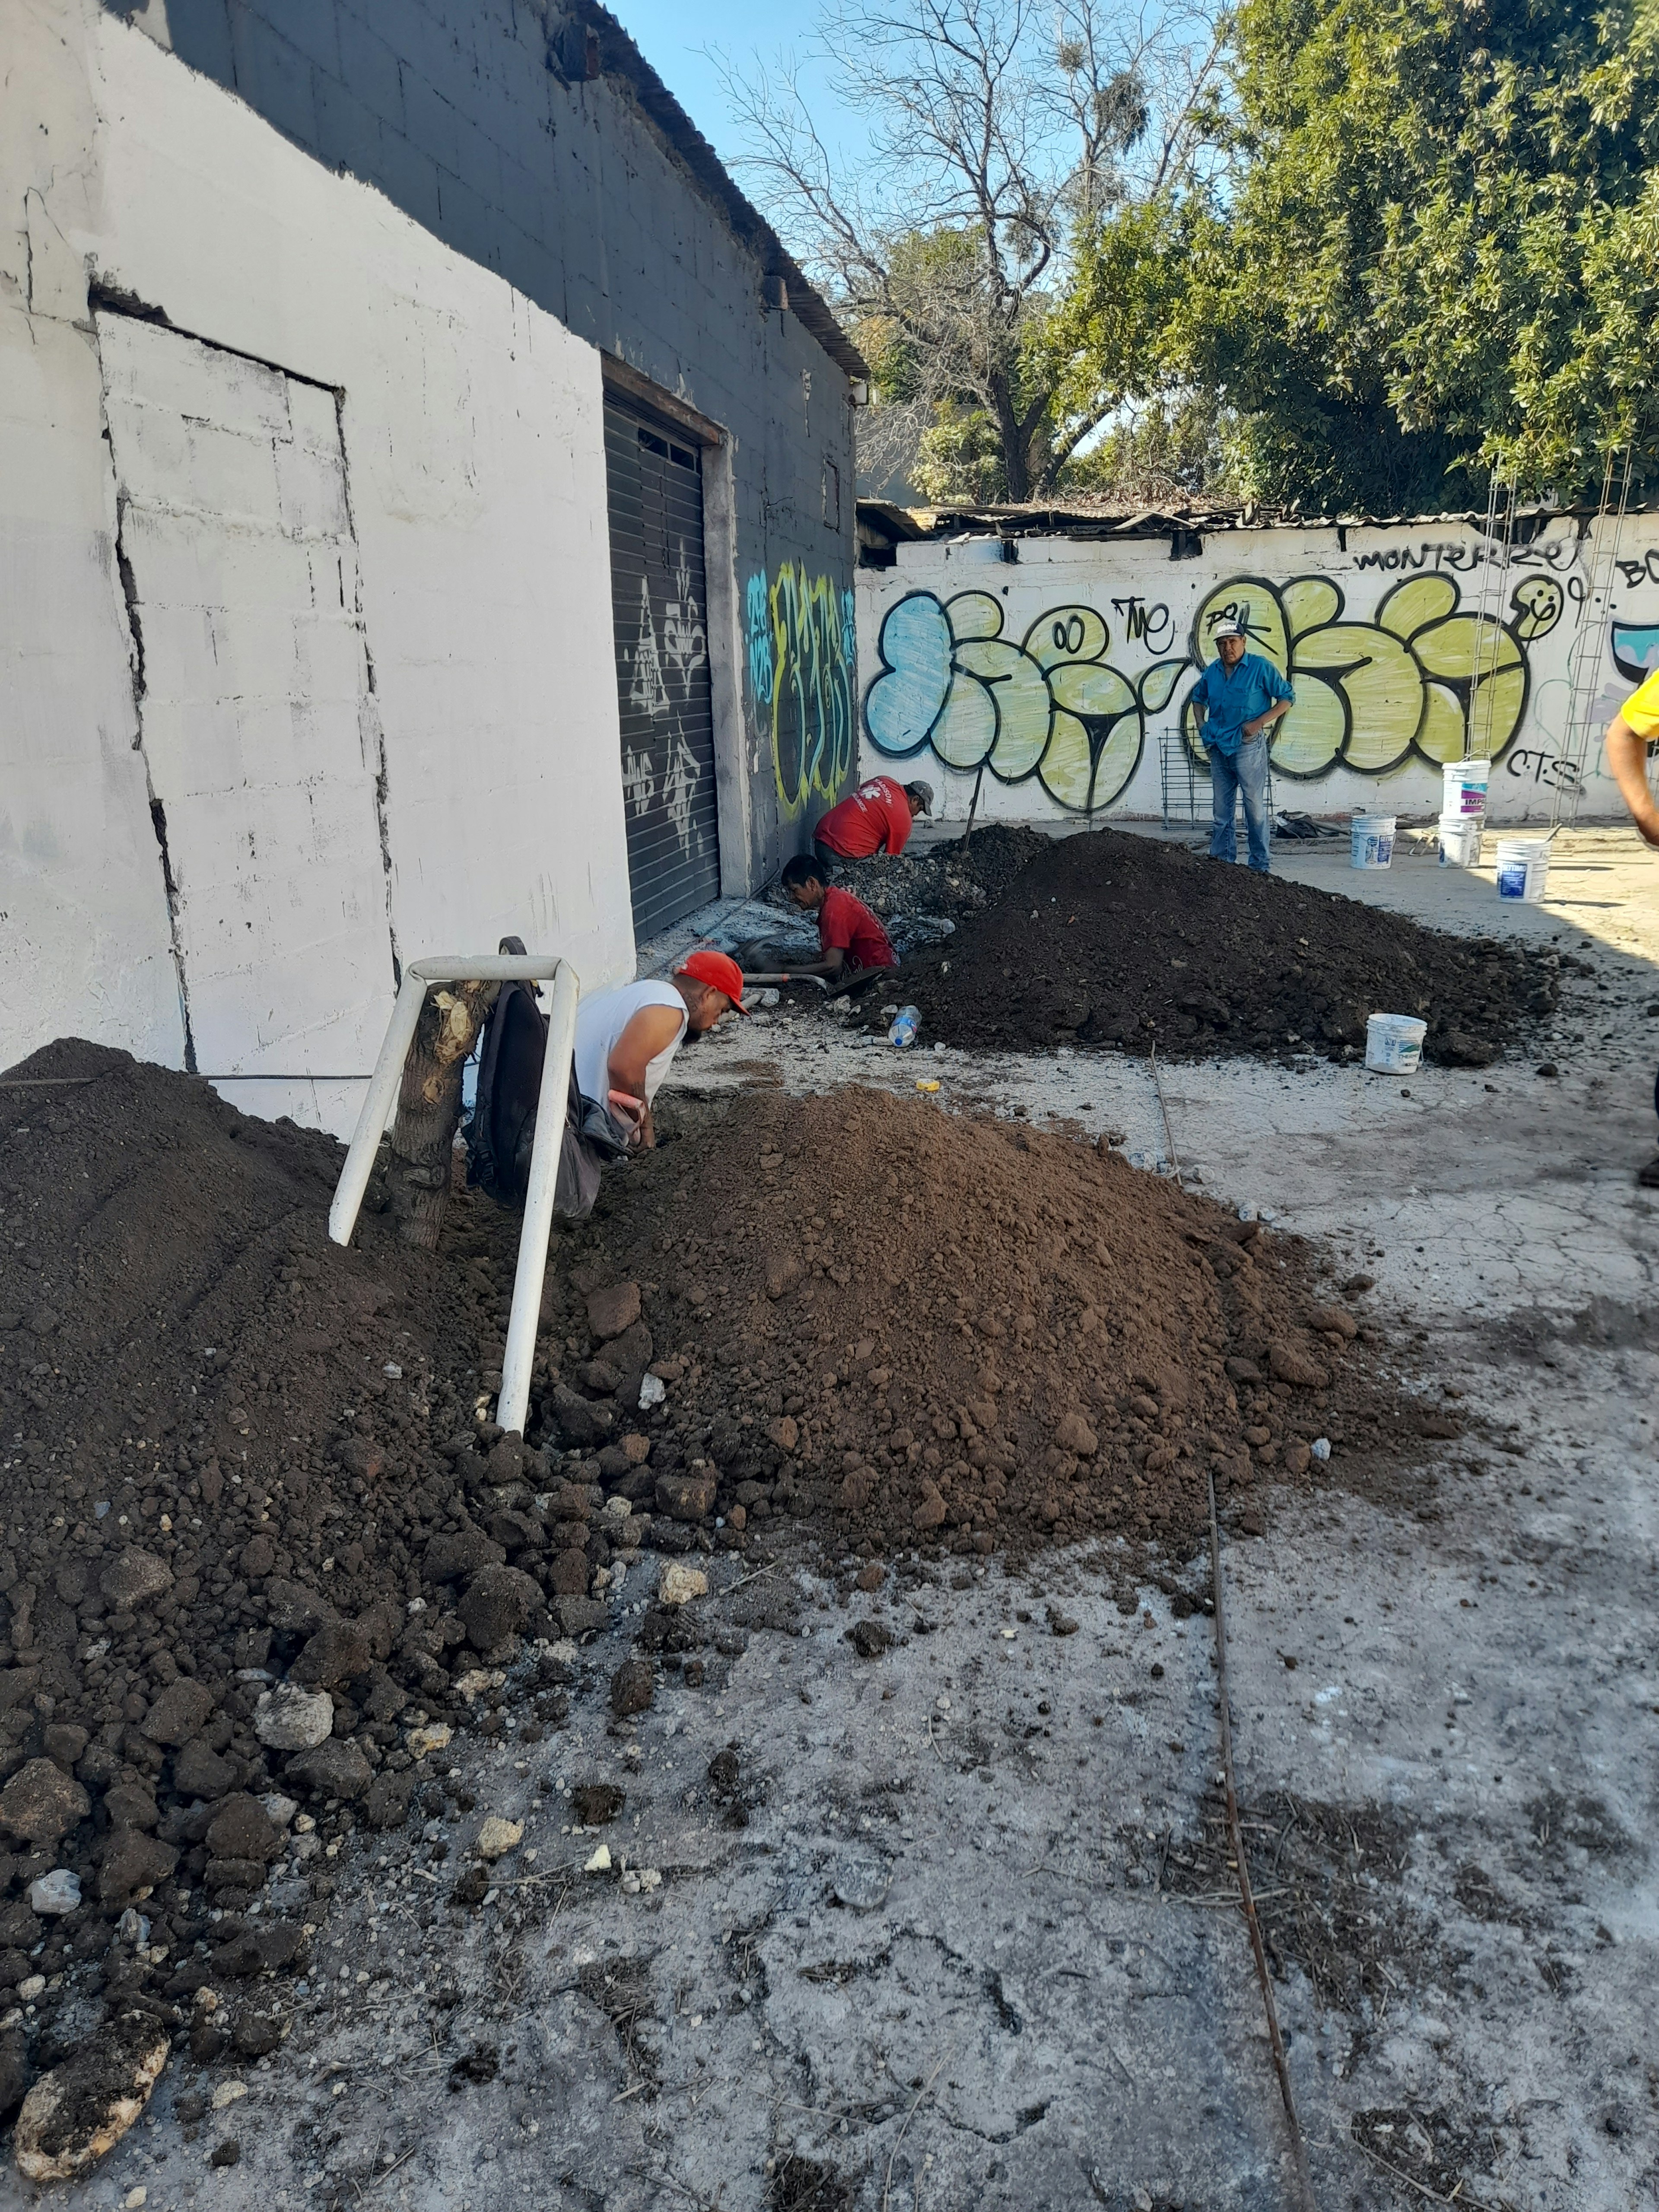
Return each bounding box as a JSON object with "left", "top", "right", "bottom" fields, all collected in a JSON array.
[{"left": 1, "top": 0, "right": 860, "bottom": 1128}]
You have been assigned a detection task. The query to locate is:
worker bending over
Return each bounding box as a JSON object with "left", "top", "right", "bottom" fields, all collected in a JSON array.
[
  {"left": 573, "top": 950, "right": 746, "bottom": 1150},
  {"left": 1603, "top": 677, "right": 1659, "bottom": 1185},
  {"left": 739, "top": 857, "right": 899, "bottom": 992},
  {"left": 811, "top": 775, "right": 933, "bottom": 871}
]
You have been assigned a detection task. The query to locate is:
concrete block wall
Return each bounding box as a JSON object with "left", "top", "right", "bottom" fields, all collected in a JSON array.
[
  {"left": 1, "top": 0, "right": 634, "bottom": 1131},
  {"left": 857, "top": 521, "right": 1659, "bottom": 829},
  {"left": 108, "top": 0, "right": 861, "bottom": 883}
]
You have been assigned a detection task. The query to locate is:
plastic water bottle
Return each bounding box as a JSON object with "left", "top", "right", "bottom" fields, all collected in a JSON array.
[{"left": 888, "top": 1005, "right": 921, "bottom": 1048}]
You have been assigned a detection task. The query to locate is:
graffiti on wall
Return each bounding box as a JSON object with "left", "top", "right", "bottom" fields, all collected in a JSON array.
[
  {"left": 1182, "top": 572, "right": 1564, "bottom": 780},
  {"left": 862, "top": 590, "right": 1186, "bottom": 813},
  {"left": 745, "top": 566, "right": 858, "bottom": 818}
]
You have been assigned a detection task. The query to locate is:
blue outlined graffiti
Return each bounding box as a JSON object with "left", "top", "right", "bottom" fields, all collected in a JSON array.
[
  {"left": 745, "top": 567, "right": 856, "bottom": 817},
  {"left": 861, "top": 588, "right": 1184, "bottom": 813}
]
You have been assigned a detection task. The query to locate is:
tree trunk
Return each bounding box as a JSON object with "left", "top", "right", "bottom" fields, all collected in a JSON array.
[
  {"left": 386, "top": 981, "right": 499, "bottom": 1249},
  {"left": 987, "top": 373, "right": 1031, "bottom": 503}
]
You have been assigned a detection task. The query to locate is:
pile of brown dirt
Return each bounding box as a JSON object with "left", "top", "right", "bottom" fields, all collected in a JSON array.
[
  {"left": 0, "top": 1040, "right": 1434, "bottom": 2128},
  {"left": 553, "top": 1084, "right": 1421, "bottom": 1564},
  {"left": 893, "top": 827, "right": 1559, "bottom": 1062}
]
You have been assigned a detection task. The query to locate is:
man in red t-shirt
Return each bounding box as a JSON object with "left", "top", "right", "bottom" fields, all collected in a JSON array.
[
  {"left": 737, "top": 855, "right": 898, "bottom": 989},
  {"left": 812, "top": 775, "right": 933, "bottom": 867}
]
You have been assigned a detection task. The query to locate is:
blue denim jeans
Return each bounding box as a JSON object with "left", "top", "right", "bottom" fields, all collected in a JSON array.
[{"left": 1207, "top": 737, "right": 1271, "bottom": 872}]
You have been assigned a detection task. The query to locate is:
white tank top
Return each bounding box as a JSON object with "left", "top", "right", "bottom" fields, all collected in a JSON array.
[{"left": 573, "top": 980, "right": 688, "bottom": 1107}]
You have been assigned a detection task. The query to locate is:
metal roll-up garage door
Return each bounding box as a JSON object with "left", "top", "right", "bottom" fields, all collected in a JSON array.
[{"left": 603, "top": 400, "right": 721, "bottom": 938}]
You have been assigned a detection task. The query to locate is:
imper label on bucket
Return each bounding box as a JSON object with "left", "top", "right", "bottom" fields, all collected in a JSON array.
[{"left": 1365, "top": 1013, "right": 1426, "bottom": 1073}]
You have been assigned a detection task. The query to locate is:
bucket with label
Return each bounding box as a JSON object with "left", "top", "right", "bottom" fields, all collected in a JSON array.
[
  {"left": 1364, "top": 1012, "right": 1427, "bottom": 1074},
  {"left": 1349, "top": 814, "right": 1395, "bottom": 869},
  {"left": 1437, "top": 814, "right": 1484, "bottom": 867},
  {"left": 1442, "top": 758, "right": 1491, "bottom": 817},
  {"left": 1494, "top": 836, "right": 1551, "bottom": 903}
]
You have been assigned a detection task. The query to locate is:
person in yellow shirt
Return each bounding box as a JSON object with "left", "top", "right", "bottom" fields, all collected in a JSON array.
[{"left": 1603, "top": 671, "right": 1659, "bottom": 1185}]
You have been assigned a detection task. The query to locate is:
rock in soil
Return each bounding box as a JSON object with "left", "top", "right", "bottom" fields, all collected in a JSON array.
[
  {"left": 13, "top": 2012, "right": 171, "bottom": 2181},
  {"left": 896, "top": 825, "right": 1556, "bottom": 1061}
]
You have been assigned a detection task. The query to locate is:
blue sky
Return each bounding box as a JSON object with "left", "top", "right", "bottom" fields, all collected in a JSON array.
[{"left": 611, "top": 0, "right": 869, "bottom": 178}]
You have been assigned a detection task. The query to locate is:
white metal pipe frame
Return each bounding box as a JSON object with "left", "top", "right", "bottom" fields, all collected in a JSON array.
[{"left": 328, "top": 953, "right": 581, "bottom": 1439}]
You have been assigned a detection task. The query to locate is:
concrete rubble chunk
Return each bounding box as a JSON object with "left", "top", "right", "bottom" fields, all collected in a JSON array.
[
  {"left": 13, "top": 2011, "right": 171, "bottom": 2182},
  {"left": 253, "top": 1684, "right": 335, "bottom": 1752},
  {"left": 475, "top": 1817, "right": 523, "bottom": 1861},
  {"left": 658, "top": 1562, "right": 708, "bottom": 1608},
  {"left": 27, "top": 1869, "right": 81, "bottom": 1916}
]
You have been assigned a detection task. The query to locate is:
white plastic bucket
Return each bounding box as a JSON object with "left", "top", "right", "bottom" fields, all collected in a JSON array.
[
  {"left": 1442, "top": 759, "right": 1491, "bottom": 817},
  {"left": 1350, "top": 814, "right": 1395, "bottom": 869},
  {"left": 1495, "top": 836, "right": 1550, "bottom": 903},
  {"left": 1365, "top": 1012, "right": 1427, "bottom": 1074},
  {"left": 1437, "top": 813, "right": 1484, "bottom": 867}
]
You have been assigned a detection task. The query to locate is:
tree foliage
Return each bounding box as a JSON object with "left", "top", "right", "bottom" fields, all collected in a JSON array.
[{"left": 1166, "top": 0, "right": 1659, "bottom": 509}]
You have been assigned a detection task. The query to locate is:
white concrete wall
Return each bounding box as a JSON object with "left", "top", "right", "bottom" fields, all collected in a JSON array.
[
  {"left": 0, "top": 0, "right": 636, "bottom": 1131},
  {"left": 856, "top": 515, "right": 1659, "bottom": 830}
]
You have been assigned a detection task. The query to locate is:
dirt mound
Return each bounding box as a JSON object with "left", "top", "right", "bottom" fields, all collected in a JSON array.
[
  {"left": 894, "top": 828, "right": 1558, "bottom": 1062},
  {"left": 0, "top": 1040, "right": 1423, "bottom": 2133},
  {"left": 554, "top": 1084, "right": 1411, "bottom": 1563}
]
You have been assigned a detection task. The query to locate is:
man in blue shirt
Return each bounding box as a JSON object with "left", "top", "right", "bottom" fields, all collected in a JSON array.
[{"left": 1190, "top": 620, "right": 1295, "bottom": 873}]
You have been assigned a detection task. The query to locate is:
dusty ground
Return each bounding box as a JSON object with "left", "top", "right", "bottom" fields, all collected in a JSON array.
[{"left": 6, "top": 826, "right": 1656, "bottom": 2212}]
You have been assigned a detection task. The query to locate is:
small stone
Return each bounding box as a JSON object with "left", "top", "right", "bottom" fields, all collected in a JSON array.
[
  {"left": 42, "top": 1723, "right": 88, "bottom": 1770},
  {"left": 476, "top": 1817, "right": 523, "bottom": 1861},
  {"left": 638, "top": 1374, "right": 666, "bottom": 1410},
  {"left": 209, "top": 2139, "right": 242, "bottom": 2168},
  {"left": 827, "top": 1847, "right": 890, "bottom": 1912},
  {"left": 1046, "top": 1607, "right": 1080, "bottom": 1638},
  {"left": 98, "top": 1828, "right": 178, "bottom": 1906},
  {"left": 291, "top": 1619, "right": 372, "bottom": 1689},
  {"left": 97, "top": 1549, "right": 173, "bottom": 1611},
  {"left": 548, "top": 1549, "right": 590, "bottom": 1597},
  {"left": 286, "top": 1736, "right": 374, "bottom": 1802},
  {"left": 0, "top": 1758, "right": 90, "bottom": 1847},
  {"left": 655, "top": 1471, "right": 716, "bottom": 1522},
  {"left": 458, "top": 1564, "right": 542, "bottom": 1652},
  {"left": 658, "top": 1562, "right": 708, "bottom": 1608},
  {"left": 766, "top": 1415, "right": 798, "bottom": 1454},
  {"left": 253, "top": 1684, "right": 334, "bottom": 1752},
  {"left": 847, "top": 1621, "right": 892, "bottom": 1660},
  {"left": 207, "top": 1796, "right": 282, "bottom": 1866},
  {"left": 586, "top": 1282, "right": 642, "bottom": 1341},
  {"left": 912, "top": 1489, "right": 947, "bottom": 1531},
  {"left": 173, "top": 1738, "right": 237, "bottom": 1800},
  {"left": 422, "top": 1531, "right": 506, "bottom": 1585},
  {"left": 364, "top": 1771, "right": 415, "bottom": 1831},
  {"left": 12, "top": 2012, "right": 172, "bottom": 2181},
  {"left": 1281, "top": 1439, "right": 1311, "bottom": 1477},
  {"left": 854, "top": 1563, "right": 884, "bottom": 1592},
  {"left": 27, "top": 1870, "right": 81, "bottom": 1917},
  {"left": 583, "top": 1843, "right": 612, "bottom": 1874},
  {"left": 1306, "top": 1305, "right": 1358, "bottom": 1340},
  {"left": 1267, "top": 1341, "right": 1329, "bottom": 1390},
  {"left": 140, "top": 1678, "right": 216, "bottom": 1748},
  {"left": 124, "top": 2190, "right": 148, "bottom": 2209},
  {"left": 258, "top": 1792, "right": 299, "bottom": 1828},
  {"left": 621, "top": 1432, "right": 652, "bottom": 1465},
  {"left": 17, "top": 1975, "right": 46, "bottom": 2002},
  {"left": 610, "top": 1659, "right": 654, "bottom": 1717},
  {"left": 407, "top": 1722, "right": 453, "bottom": 1759},
  {"left": 210, "top": 2079, "right": 248, "bottom": 2111}
]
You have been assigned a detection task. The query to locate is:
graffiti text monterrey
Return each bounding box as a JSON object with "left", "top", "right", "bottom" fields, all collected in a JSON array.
[{"left": 746, "top": 567, "right": 858, "bottom": 818}]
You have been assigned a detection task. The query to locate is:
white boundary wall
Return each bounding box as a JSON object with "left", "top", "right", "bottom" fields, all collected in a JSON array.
[
  {"left": 856, "top": 516, "right": 1659, "bottom": 830},
  {"left": 0, "top": 0, "right": 636, "bottom": 1131}
]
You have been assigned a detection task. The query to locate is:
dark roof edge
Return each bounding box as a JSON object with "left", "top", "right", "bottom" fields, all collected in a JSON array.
[
  {"left": 861, "top": 496, "right": 1658, "bottom": 540},
  {"left": 572, "top": 2, "right": 869, "bottom": 384}
]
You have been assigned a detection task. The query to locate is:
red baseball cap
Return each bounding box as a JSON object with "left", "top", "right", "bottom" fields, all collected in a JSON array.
[{"left": 677, "top": 948, "right": 749, "bottom": 1011}]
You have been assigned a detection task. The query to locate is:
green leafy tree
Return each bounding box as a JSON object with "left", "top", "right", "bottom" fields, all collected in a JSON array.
[{"left": 1208, "top": 0, "right": 1659, "bottom": 506}]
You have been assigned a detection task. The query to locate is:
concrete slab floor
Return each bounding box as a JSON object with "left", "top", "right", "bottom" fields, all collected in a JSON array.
[{"left": 30, "top": 827, "right": 1658, "bottom": 2212}]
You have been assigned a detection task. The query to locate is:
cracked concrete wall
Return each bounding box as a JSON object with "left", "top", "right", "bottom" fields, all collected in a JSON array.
[
  {"left": 0, "top": 0, "right": 635, "bottom": 1129},
  {"left": 858, "top": 518, "right": 1659, "bottom": 828}
]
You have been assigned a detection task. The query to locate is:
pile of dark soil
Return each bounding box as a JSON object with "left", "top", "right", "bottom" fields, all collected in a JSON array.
[
  {"left": 0, "top": 1039, "right": 1433, "bottom": 2142},
  {"left": 785, "top": 823, "right": 1052, "bottom": 923},
  {"left": 895, "top": 827, "right": 1559, "bottom": 1062}
]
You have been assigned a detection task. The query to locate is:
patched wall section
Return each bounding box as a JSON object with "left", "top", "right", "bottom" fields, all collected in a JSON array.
[{"left": 107, "top": 0, "right": 860, "bottom": 889}]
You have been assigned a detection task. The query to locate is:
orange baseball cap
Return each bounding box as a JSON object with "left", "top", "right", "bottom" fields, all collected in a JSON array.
[{"left": 677, "top": 948, "right": 749, "bottom": 1011}]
